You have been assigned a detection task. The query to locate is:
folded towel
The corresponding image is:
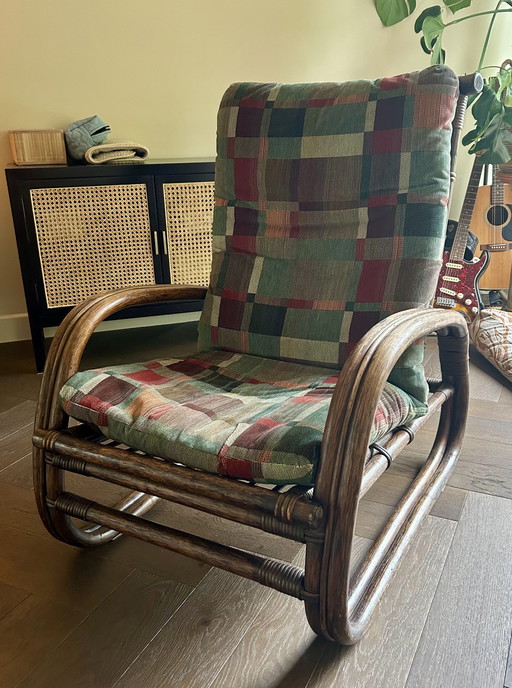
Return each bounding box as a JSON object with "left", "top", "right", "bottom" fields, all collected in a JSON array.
[{"left": 84, "top": 141, "right": 150, "bottom": 164}]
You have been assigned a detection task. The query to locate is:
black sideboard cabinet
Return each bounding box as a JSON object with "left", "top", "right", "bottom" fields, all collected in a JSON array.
[{"left": 6, "top": 159, "right": 215, "bottom": 371}]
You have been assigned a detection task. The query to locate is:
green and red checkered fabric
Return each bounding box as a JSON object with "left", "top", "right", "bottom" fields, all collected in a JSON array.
[
  {"left": 59, "top": 351, "right": 426, "bottom": 485},
  {"left": 198, "top": 66, "right": 459, "bottom": 403}
]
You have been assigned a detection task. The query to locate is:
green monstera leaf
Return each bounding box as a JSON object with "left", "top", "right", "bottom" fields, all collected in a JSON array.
[
  {"left": 430, "top": 37, "right": 446, "bottom": 64},
  {"left": 488, "top": 68, "right": 512, "bottom": 108},
  {"left": 462, "top": 85, "right": 512, "bottom": 164},
  {"left": 443, "top": 0, "right": 472, "bottom": 13},
  {"left": 477, "top": 85, "right": 502, "bottom": 120},
  {"left": 420, "top": 35, "right": 446, "bottom": 63},
  {"left": 422, "top": 14, "right": 446, "bottom": 49},
  {"left": 471, "top": 121, "right": 512, "bottom": 164},
  {"left": 375, "top": 0, "right": 417, "bottom": 26},
  {"left": 414, "top": 5, "right": 442, "bottom": 32},
  {"left": 414, "top": 7, "right": 446, "bottom": 64}
]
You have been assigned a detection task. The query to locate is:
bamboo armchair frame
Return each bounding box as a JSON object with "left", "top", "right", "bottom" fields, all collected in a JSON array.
[{"left": 32, "top": 74, "right": 480, "bottom": 644}]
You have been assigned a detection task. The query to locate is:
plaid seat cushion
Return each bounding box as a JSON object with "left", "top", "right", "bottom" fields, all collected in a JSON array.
[
  {"left": 59, "top": 351, "right": 427, "bottom": 486},
  {"left": 198, "top": 66, "right": 460, "bottom": 403}
]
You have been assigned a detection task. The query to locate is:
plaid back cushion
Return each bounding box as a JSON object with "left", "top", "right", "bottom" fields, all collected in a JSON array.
[{"left": 198, "top": 66, "right": 459, "bottom": 402}]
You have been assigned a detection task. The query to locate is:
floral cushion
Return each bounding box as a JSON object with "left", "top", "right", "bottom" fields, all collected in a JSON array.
[
  {"left": 470, "top": 308, "right": 512, "bottom": 383},
  {"left": 60, "top": 350, "right": 427, "bottom": 486}
]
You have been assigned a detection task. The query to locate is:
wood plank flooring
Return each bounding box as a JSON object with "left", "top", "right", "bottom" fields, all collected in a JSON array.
[
  {"left": 405, "top": 492, "right": 512, "bottom": 688},
  {"left": 0, "top": 323, "right": 511, "bottom": 687}
]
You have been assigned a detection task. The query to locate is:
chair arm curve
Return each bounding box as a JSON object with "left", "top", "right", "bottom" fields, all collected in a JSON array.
[
  {"left": 315, "top": 307, "right": 468, "bottom": 500},
  {"left": 36, "top": 284, "right": 207, "bottom": 431},
  {"left": 308, "top": 307, "right": 469, "bottom": 645}
]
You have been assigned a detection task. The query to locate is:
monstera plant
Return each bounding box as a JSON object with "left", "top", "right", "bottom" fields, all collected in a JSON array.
[{"left": 374, "top": 0, "right": 512, "bottom": 163}]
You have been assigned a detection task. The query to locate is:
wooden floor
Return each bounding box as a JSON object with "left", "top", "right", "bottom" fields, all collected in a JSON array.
[{"left": 1, "top": 323, "right": 512, "bottom": 688}]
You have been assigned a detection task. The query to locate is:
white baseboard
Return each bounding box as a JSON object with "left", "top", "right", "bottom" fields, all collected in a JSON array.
[
  {"left": 0, "top": 313, "right": 31, "bottom": 343},
  {"left": 0, "top": 311, "right": 200, "bottom": 344}
]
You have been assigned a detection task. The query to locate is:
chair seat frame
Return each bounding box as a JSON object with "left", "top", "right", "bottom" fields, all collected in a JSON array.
[
  {"left": 32, "top": 73, "right": 480, "bottom": 644},
  {"left": 33, "top": 284, "right": 468, "bottom": 645}
]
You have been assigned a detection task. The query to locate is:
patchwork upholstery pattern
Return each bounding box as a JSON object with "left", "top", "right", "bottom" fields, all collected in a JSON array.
[
  {"left": 470, "top": 308, "right": 512, "bottom": 383},
  {"left": 60, "top": 351, "right": 427, "bottom": 485},
  {"left": 198, "top": 66, "right": 460, "bottom": 403}
]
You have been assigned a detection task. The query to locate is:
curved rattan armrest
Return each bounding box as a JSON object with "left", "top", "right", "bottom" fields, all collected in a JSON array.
[
  {"left": 308, "top": 307, "right": 469, "bottom": 645},
  {"left": 36, "top": 284, "right": 207, "bottom": 431},
  {"left": 315, "top": 307, "right": 468, "bottom": 502}
]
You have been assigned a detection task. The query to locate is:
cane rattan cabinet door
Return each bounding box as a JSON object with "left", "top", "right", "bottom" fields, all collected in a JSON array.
[
  {"left": 29, "top": 180, "right": 158, "bottom": 309},
  {"left": 161, "top": 180, "right": 215, "bottom": 287},
  {"left": 6, "top": 159, "right": 215, "bottom": 371}
]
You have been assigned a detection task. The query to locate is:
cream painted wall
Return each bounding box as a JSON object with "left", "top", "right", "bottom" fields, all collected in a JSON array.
[{"left": 0, "top": 0, "right": 510, "bottom": 342}]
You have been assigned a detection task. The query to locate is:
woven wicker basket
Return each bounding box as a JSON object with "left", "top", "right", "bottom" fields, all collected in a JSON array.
[{"left": 9, "top": 130, "right": 67, "bottom": 165}]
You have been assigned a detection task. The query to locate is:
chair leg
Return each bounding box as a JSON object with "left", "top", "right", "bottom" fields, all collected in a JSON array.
[
  {"left": 304, "top": 379, "right": 467, "bottom": 644},
  {"left": 33, "top": 437, "right": 159, "bottom": 547}
]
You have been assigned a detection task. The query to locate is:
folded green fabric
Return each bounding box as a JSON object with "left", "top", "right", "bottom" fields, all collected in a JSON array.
[{"left": 65, "top": 115, "right": 110, "bottom": 160}]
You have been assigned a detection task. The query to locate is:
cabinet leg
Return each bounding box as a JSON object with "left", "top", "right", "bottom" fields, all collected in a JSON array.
[{"left": 30, "top": 321, "right": 47, "bottom": 373}]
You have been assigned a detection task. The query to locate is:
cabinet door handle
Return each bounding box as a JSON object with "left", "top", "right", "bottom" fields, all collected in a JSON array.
[
  {"left": 153, "top": 231, "right": 159, "bottom": 255},
  {"left": 162, "top": 233, "right": 168, "bottom": 255}
]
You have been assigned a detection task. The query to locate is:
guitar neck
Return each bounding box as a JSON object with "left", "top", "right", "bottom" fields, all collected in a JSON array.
[
  {"left": 450, "top": 159, "right": 483, "bottom": 261},
  {"left": 491, "top": 165, "right": 504, "bottom": 205}
]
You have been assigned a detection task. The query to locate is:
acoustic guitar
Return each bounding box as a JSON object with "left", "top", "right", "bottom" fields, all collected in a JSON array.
[
  {"left": 433, "top": 158, "right": 489, "bottom": 322},
  {"left": 471, "top": 165, "right": 512, "bottom": 289}
]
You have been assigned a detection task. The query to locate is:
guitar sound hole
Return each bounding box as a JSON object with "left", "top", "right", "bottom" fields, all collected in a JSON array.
[{"left": 486, "top": 205, "right": 509, "bottom": 227}]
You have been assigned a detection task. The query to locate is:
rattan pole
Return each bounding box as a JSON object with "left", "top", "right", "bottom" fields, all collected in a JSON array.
[
  {"left": 54, "top": 492, "right": 307, "bottom": 599},
  {"left": 35, "top": 429, "right": 321, "bottom": 528}
]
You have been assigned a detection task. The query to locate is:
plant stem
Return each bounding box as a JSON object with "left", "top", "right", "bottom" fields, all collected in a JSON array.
[
  {"left": 445, "top": 8, "right": 512, "bottom": 28},
  {"left": 478, "top": 1, "right": 505, "bottom": 70},
  {"left": 443, "top": 7, "right": 512, "bottom": 71}
]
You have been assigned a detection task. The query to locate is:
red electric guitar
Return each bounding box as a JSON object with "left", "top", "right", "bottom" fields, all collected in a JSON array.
[{"left": 433, "top": 159, "right": 489, "bottom": 323}]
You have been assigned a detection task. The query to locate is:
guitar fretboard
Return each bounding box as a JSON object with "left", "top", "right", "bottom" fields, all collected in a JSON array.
[
  {"left": 491, "top": 165, "right": 504, "bottom": 205},
  {"left": 450, "top": 160, "right": 483, "bottom": 262}
]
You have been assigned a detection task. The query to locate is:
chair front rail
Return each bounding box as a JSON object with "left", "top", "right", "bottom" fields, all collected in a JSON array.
[
  {"left": 72, "top": 492, "right": 161, "bottom": 544},
  {"left": 44, "top": 451, "right": 310, "bottom": 543},
  {"left": 54, "top": 492, "right": 310, "bottom": 601},
  {"left": 34, "top": 428, "right": 323, "bottom": 529}
]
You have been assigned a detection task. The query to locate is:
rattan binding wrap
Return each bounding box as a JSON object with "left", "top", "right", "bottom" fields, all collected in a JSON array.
[
  {"left": 163, "top": 181, "right": 214, "bottom": 286},
  {"left": 30, "top": 184, "right": 155, "bottom": 308}
]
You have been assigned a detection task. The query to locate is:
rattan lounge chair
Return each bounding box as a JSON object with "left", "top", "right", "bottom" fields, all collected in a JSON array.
[{"left": 33, "top": 66, "right": 481, "bottom": 644}]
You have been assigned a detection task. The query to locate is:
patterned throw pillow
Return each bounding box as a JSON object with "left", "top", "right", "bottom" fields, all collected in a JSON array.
[
  {"left": 470, "top": 309, "right": 512, "bottom": 383},
  {"left": 198, "top": 66, "right": 460, "bottom": 403}
]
